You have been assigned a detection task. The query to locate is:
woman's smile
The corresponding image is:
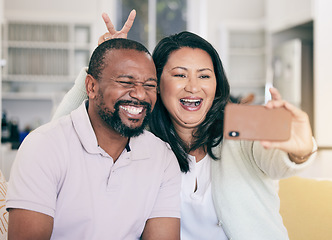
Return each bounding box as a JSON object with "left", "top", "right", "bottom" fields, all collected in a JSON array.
[
  {"left": 159, "top": 47, "right": 217, "bottom": 129},
  {"left": 180, "top": 97, "right": 203, "bottom": 111}
]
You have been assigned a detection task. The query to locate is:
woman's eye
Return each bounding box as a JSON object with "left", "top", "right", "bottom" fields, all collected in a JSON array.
[
  {"left": 199, "top": 75, "right": 210, "bottom": 79},
  {"left": 174, "top": 74, "right": 186, "bottom": 78}
]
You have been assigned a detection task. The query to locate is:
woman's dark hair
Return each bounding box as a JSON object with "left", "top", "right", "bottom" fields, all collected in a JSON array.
[{"left": 149, "top": 31, "right": 230, "bottom": 173}]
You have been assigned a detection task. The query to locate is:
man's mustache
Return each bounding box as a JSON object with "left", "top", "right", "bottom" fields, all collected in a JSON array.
[{"left": 114, "top": 100, "right": 151, "bottom": 112}]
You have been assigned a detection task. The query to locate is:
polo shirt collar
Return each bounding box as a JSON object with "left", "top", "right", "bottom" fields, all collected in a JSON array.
[
  {"left": 71, "top": 100, "right": 150, "bottom": 160},
  {"left": 127, "top": 132, "right": 150, "bottom": 161}
]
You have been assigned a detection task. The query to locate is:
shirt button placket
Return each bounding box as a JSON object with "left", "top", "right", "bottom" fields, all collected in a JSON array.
[{"left": 217, "top": 220, "right": 222, "bottom": 227}]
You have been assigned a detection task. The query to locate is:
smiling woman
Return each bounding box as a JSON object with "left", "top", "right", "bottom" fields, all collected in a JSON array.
[
  {"left": 150, "top": 32, "right": 230, "bottom": 172},
  {"left": 148, "top": 31, "right": 316, "bottom": 240},
  {"left": 159, "top": 47, "right": 217, "bottom": 130}
]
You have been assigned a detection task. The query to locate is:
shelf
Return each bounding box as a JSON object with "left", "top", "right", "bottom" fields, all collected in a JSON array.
[
  {"left": 74, "top": 43, "right": 91, "bottom": 50},
  {"left": 6, "top": 41, "right": 71, "bottom": 49},
  {"left": 2, "top": 21, "right": 92, "bottom": 86},
  {"left": 2, "top": 92, "right": 56, "bottom": 100},
  {"left": 2, "top": 74, "right": 74, "bottom": 83},
  {"left": 1, "top": 20, "right": 92, "bottom": 137},
  {"left": 7, "top": 22, "right": 69, "bottom": 42},
  {"left": 219, "top": 21, "right": 267, "bottom": 105},
  {"left": 5, "top": 41, "right": 90, "bottom": 50}
]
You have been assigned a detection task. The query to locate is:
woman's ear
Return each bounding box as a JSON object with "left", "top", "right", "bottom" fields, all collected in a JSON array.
[{"left": 85, "top": 74, "right": 97, "bottom": 99}]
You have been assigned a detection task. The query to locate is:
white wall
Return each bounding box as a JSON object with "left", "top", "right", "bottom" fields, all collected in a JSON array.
[
  {"left": 5, "top": 0, "right": 97, "bottom": 22},
  {"left": 266, "top": 0, "right": 314, "bottom": 32},
  {"left": 206, "top": 0, "right": 265, "bottom": 48},
  {"left": 313, "top": 0, "right": 332, "bottom": 147}
]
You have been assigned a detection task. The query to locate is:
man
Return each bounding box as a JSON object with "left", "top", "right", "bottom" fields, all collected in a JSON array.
[{"left": 6, "top": 39, "right": 181, "bottom": 240}]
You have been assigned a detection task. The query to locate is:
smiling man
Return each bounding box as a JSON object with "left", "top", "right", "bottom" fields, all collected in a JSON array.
[{"left": 6, "top": 39, "right": 181, "bottom": 240}]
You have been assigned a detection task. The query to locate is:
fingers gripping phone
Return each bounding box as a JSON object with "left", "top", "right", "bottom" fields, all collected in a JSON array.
[{"left": 223, "top": 103, "right": 292, "bottom": 141}]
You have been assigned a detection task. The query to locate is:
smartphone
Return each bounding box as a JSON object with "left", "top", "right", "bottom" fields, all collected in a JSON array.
[{"left": 223, "top": 103, "right": 292, "bottom": 141}]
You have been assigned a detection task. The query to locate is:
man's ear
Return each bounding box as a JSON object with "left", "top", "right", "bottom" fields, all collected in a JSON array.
[{"left": 86, "top": 74, "right": 97, "bottom": 99}]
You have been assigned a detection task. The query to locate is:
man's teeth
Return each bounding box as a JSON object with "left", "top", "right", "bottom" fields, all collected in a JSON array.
[
  {"left": 120, "top": 105, "right": 143, "bottom": 115},
  {"left": 180, "top": 99, "right": 202, "bottom": 107}
]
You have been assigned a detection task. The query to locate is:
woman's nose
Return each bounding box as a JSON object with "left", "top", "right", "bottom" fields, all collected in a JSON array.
[{"left": 184, "top": 77, "right": 201, "bottom": 93}]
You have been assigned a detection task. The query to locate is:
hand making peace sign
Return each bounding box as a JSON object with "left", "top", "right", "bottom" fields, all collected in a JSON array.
[{"left": 98, "top": 9, "right": 136, "bottom": 45}]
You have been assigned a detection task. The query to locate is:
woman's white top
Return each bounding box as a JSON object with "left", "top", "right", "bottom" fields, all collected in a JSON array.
[{"left": 181, "top": 154, "right": 227, "bottom": 240}]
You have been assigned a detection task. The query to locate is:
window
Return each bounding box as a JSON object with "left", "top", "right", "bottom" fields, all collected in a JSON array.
[{"left": 116, "top": 0, "right": 187, "bottom": 51}]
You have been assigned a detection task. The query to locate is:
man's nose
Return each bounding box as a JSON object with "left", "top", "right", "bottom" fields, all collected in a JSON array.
[{"left": 129, "top": 84, "right": 147, "bottom": 100}]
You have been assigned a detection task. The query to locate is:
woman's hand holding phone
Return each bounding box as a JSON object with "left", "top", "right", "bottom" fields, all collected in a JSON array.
[
  {"left": 261, "top": 88, "right": 314, "bottom": 163},
  {"left": 224, "top": 88, "right": 315, "bottom": 163}
]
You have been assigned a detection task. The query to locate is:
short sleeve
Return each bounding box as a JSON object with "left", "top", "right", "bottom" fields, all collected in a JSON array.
[
  {"left": 6, "top": 131, "right": 63, "bottom": 217},
  {"left": 149, "top": 148, "right": 181, "bottom": 219}
]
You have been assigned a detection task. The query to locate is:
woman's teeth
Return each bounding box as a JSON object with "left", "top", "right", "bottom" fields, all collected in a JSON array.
[
  {"left": 180, "top": 99, "right": 202, "bottom": 107},
  {"left": 120, "top": 105, "right": 143, "bottom": 115}
]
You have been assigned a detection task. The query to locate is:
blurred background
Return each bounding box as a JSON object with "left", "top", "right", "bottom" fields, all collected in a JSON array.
[{"left": 0, "top": 0, "right": 331, "bottom": 180}]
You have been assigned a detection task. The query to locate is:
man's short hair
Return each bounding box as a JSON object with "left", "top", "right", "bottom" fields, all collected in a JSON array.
[{"left": 87, "top": 38, "right": 151, "bottom": 81}]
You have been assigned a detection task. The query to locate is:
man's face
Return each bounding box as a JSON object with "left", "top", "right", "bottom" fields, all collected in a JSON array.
[{"left": 92, "top": 49, "right": 157, "bottom": 137}]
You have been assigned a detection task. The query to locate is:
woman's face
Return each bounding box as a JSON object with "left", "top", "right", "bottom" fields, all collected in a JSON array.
[{"left": 159, "top": 47, "right": 217, "bottom": 130}]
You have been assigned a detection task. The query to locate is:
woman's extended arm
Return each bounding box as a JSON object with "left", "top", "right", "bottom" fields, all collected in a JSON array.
[{"left": 52, "top": 67, "right": 88, "bottom": 119}]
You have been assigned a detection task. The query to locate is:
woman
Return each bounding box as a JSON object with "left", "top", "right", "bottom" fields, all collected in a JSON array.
[{"left": 53, "top": 12, "right": 316, "bottom": 240}]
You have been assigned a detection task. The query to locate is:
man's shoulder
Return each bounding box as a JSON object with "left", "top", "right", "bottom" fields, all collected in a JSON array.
[
  {"left": 131, "top": 130, "right": 175, "bottom": 162},
  {"left": 25, "top": 115, "right": 74, "bottom": 144},
  {"left": 36, "top": 114, "right": 70, "bottom": 131},
  {"left": 137, "top": 130, "right": 171, "bottom": 148},
  {"left": 134, "top": 130, "right": 180, "bottom": 175},
  {"left": 138, "top": 130, "right": 161, "bottom": 140}
]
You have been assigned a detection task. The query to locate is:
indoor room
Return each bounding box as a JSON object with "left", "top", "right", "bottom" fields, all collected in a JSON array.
[{"left": 0, "top": 0, "right": 332, "bottom": 239}]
